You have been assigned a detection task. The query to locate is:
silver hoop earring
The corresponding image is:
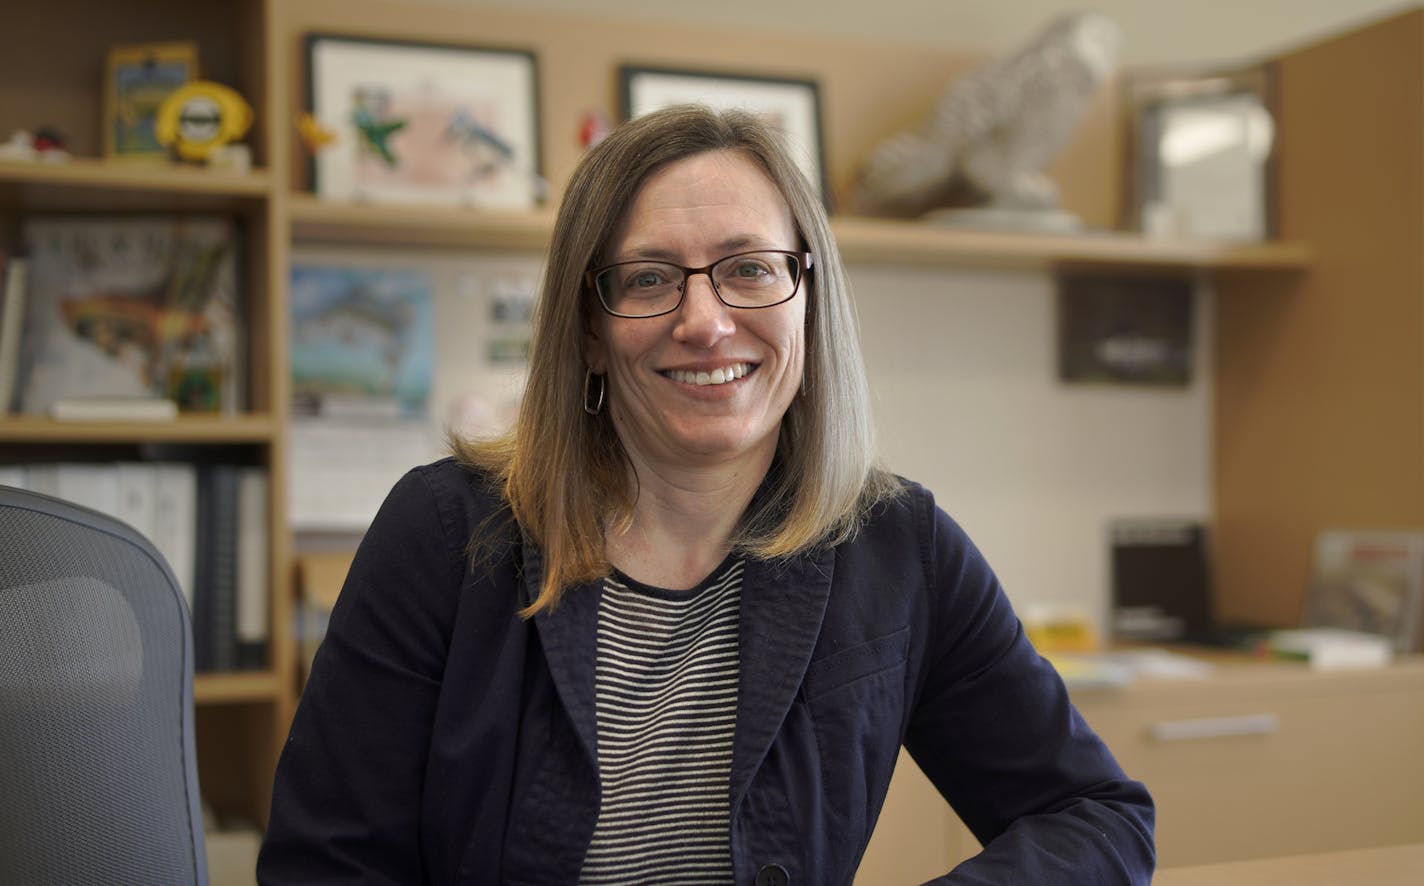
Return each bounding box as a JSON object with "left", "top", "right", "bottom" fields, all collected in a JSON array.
[{"left": 583, "top": 369, "right": 606, "bottom": 416}]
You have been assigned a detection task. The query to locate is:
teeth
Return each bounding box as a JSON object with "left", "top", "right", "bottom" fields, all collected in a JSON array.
[{"left": 667, "top": 363, "right": 750, "bottom": 386}]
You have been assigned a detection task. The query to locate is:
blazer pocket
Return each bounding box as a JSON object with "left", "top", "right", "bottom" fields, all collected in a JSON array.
[{"left": 802, "top": 626, "right": 910, "bottom": 701}]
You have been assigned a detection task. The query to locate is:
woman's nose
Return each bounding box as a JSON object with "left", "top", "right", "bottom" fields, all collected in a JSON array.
[{"left": 673, "top": 273, "right": 736, "bottom": 347}]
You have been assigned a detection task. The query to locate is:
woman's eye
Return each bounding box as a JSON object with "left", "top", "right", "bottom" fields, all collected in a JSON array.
[
  {"left": 732, "top": 261, "right": 772, "bottom": 280},
  {"left": 628, "top": 269, "right": 668, "bottom": 289}
]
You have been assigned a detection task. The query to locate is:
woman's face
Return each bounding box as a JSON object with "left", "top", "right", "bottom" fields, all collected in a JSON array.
[{"left": 585, "top": 149, "right": 807, "bottom": 471}]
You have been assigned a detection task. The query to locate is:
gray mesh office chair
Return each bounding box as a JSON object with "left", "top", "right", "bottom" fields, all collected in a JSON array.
[{"left": 0, "top": 484, "right": 209, "bottom": 885}]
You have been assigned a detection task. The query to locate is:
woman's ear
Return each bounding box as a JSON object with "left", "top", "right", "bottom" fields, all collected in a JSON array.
[{"left": 584, "top": 322, "right": 607, "bottom": 375}]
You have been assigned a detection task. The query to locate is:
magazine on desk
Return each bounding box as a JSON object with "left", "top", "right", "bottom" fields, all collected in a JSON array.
[
  {"left": 1304, "top": 529, "right": 1424, "bottom": 653},
  {"left": 15, "top": 216, "right": 244, "bottom": 416}
]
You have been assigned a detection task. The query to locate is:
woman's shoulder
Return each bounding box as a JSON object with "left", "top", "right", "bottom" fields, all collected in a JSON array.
[{"left": 387, "top": 456, "right": 511, "bottom": 537}]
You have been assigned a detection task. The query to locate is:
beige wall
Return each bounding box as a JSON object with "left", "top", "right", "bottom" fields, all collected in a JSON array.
[{"left": 438, "top": 0, "right": 1420, "bottom": 67}]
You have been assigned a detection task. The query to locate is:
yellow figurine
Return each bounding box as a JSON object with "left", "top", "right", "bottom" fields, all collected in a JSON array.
[
  {"left": 296, "top": 112, "right": 337, "bottom": 153},
  {"left": 155, "top": 80, "right": 252, "bottom": 163}
]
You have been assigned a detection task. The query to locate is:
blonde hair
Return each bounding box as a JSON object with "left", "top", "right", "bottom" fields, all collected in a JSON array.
[{"left": 454, "top": 105, "right": 900, "bottom": 615}]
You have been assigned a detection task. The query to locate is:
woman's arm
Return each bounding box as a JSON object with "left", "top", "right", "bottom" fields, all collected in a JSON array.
[
  {"left": 258, "top": 465, "right": 468, "bottom": 884},
  {"left": 903, "top": 498, "right": 1156, "bottom": 885}
]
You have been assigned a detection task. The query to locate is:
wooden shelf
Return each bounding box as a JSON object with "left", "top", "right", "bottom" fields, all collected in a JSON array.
[
  {"left": 289, "top": 194, "right": 557, "bottom": 251},
  {"left": 0, "top": 414, "right": 278, "bottom": 443},
  {"left": 288, "top": 193, "right": 1312, "bottom": 272},
  {"left": 0, "top": 157, "right": 271, "bottom": 213},
  {"left": 0, "top": 156, "right": 271, "bottom": 195},
  {"left": 829, "top": 216, "right": 1314, "bottom": 272},
  {"left": 195, "top": 670, "right": 283, "bottom": 705}
]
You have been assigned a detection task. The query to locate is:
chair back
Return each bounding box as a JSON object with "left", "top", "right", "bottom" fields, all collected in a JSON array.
[{"left": 0, "top": 485, "right": 209, "bottom": 885}]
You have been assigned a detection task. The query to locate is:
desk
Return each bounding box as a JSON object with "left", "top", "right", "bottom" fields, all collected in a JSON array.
[
  {"left": 855, "top": 656, "right": 1424, "bottom": 882},
  {"left": 1155, "top": 842, "right": 1424, "bottom": 884}
]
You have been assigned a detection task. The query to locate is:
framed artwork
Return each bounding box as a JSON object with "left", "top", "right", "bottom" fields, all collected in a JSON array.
[
  {"left": 17, "top": 216, "right": 244, "bottom": 415},
  {"left": 620, "top": 65, "right": 829, "bottom": 207},
  {"left": 104, "top": 41, "right": 199, "bottom": 160},
  {"left": 306, "top": 34, "right": 542, "bottom": 208},
  {"left": 1057, "top": 273, "right": 1194, "bottom": 386},
  {"left": 1123, "top": 63, "right": 1277, "bottom": 242}
]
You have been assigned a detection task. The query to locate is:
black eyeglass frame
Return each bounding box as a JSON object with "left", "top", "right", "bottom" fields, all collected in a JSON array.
[{"left": 584, "top": 249, "right": 813, "bottom": 319}]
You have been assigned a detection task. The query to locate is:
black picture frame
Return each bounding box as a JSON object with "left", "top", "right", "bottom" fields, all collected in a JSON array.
[{"left": 619, "top": 64, "right": 830, "bottom": 208}]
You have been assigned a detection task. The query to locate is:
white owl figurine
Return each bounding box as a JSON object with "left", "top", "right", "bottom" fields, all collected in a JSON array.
[{"left": 849, "top": 12, "right": 1121, "bottom": 222}]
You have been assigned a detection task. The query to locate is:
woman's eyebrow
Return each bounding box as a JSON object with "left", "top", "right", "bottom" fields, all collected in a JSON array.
[{"left": 611, "top": 236, "right": 782, "bottom": 263}]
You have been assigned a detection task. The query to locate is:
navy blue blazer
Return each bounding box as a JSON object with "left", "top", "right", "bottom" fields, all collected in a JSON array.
[{"left": 259, "top": 458, "right": 1154, "bottom": 884}]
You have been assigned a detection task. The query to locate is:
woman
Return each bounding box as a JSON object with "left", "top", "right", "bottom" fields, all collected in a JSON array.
[{"left": 259, "top": 106, "right": 1154, "bottom": 885}]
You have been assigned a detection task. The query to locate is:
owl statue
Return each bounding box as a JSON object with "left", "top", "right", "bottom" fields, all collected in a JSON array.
[{"left": 849, "top": 12, "right": 1121, "bottom": 222}]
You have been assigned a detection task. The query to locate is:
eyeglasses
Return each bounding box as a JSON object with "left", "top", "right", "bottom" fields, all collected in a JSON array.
[{"left": 585, "top": 249, "right": 812, "bottom": 318}]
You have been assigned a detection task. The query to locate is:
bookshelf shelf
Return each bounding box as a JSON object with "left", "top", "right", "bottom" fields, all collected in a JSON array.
[
  {"left": 0, "top": 414, "right": 278, "bottom": 444},
  {"left": 288, "top": 193, "right": 1313, "bottom": 272},
  {"left": 194, "top": 671, "right": 283, "bottom": 705},
  {"left": 0, "top": 157, "right": 271, "bottom": 196},
  {"left": 289, "top": 193, "right": 557, "bottom": 252}
]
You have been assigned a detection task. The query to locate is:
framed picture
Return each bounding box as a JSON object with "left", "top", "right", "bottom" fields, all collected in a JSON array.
[
  {"left": 1057, "top": 273, "right": 1194, "bottom": 386},
  {"left": 620, "top": 65, "right": 829, "bottom": 207},
  {"left": 307, "top": 34, "right": 542, "bottom": 208},
  {"left": 104, "top": 41, "right": 199, "bottom": 160},
  {"left": 1123, "top": 63, "right": 1277, "bottom": 242}
]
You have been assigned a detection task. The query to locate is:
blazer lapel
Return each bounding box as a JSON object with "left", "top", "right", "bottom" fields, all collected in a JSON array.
[
  {"left": 729, "top": 547, "right": 835, "bottom": 808},
  {"left": 521, "top": 541, "right": 601, "bottom": 769}
]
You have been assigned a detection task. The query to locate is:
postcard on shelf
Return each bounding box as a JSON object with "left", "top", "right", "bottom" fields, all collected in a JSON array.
[
  {"left": 1304, "top": 529, "right": 1424, "bottom": 653},
  {"left": 104, "top": 41, "right": 199, "bottom": 160},
  {"left": 288, "top": 260, "right": 437, "bottom": 530},
  {"left": 16, "top": 216, "right": 244, "bottom": 417}
]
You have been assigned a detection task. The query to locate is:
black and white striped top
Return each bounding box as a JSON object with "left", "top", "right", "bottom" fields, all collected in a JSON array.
[{"left": 578, "top": 558, "right": 743, "bottom": 885}]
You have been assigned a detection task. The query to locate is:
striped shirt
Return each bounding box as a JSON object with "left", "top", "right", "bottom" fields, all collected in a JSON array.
[{"left": 578, "top": 559, "right": 743, "bottom": 885}]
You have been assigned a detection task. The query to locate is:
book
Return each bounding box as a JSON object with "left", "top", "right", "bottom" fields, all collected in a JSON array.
[
  {"left": 0, "top": 254, "right": 27, "bottom": 414},
  {"left": 50, "top": 396, "right": 178, "bottom": 421},
  {"left": 51, "top": 463, "right": 120, "bottom": 516},
  {"left": 16, "top": 216, "right": 244, "bottom": 416},
  {"left": 1304, "top": 530, "right": 1424, "bottom": 653},
  {"left": 235, "top": 467, "right": 269, "bottom": 670},
  {"left": 1111, "top": 519, "right": 1211, "bottom": 643},
  {"left": 1267, "top": 627, "right": 1393, "bottom": 670},
  {"left": 152, "top": 462, "right": 198, "bottom": 608},
  {"left": 193, "top": 463, "right": 241, "bottom": 673},
  {"left": 114, "top": 462, "right": 160, "bottom": 549}
]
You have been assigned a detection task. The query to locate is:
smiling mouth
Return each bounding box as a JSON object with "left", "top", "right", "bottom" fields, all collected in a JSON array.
[{"left": 663, "top": 363, "right": 754, "bottom": 386}]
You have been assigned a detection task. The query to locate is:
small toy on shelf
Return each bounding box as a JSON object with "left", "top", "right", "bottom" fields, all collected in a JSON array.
[
  {"left": 296, "top": 113, "right": 336, "bottom": 154},
  {"left": 155, "top": 80, "right": 253, "bottom": 164},
  {"left": 0, "top": 128, "right": 71, "bottom": 163}
]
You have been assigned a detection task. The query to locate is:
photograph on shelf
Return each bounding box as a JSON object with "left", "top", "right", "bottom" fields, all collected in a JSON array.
[
  {"left": 306, "top": 34, "right": 542, "bottom": 208},
  {"left": 620, "top": 64, "right": 828, "bottom": 206},
  {"left": 1304, "top": 530, "right": 1424, "bottom": 653},
  {"left": 1057, "top": 273, "right": 1193, "bottom": 386},
  {"left": 16, "top": 216, "right": 244, "bottom": 416},
  {"left": 1123, "top": 62, "right": 1277, "bottom": 242},
  {"left": 288, "top": 260, "right": 437, "bottom": 531},
  {"left": 104, "top": 41, "right": 200, "bottom": 160}
]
